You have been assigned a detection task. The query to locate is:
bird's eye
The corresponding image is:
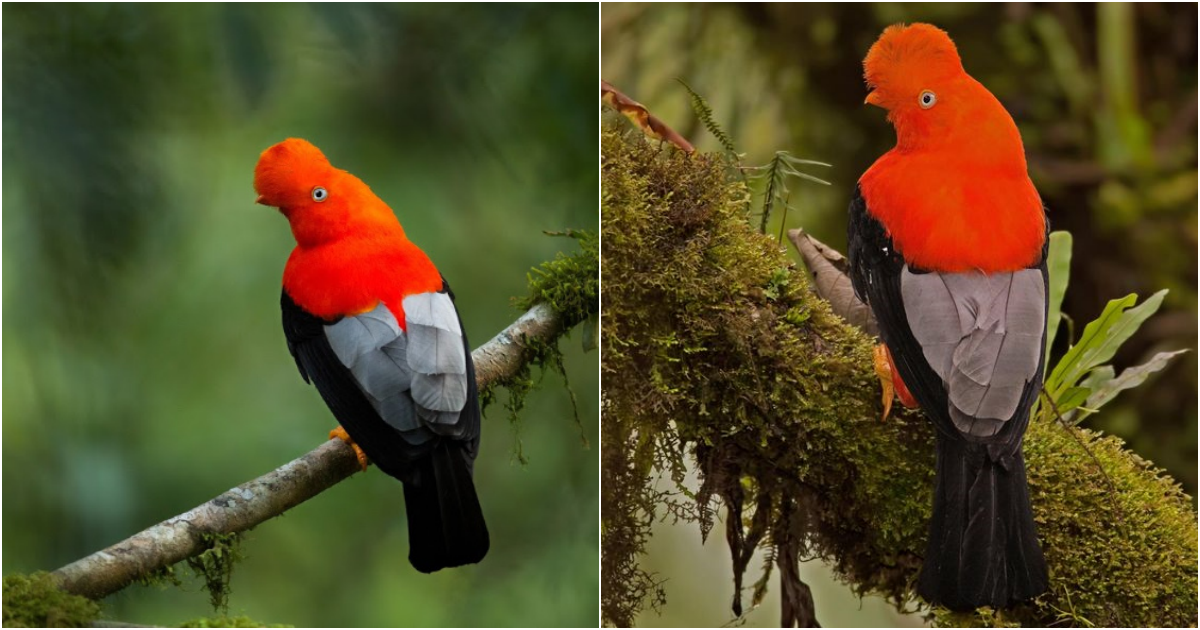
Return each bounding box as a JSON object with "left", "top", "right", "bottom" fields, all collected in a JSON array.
[
  {"left": 312, "top": 187, "right": 328, "bottom": 202},
  {"left": 919, "top": 90, "right": 937, "bottom": 109}
]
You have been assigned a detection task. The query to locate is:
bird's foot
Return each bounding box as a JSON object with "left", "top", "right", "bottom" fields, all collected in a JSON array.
[
  {"left": 329, "top": 426, "right": 370, "bottom": 471},
  {"left": 872, "top": 345, "right": 896, "bottom": 422},
  {"left": 872, "top": 344, "right": 919, "bottom": 422}
]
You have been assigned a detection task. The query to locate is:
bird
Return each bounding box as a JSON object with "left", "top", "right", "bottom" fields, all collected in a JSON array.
[
  {"left": 254, "top": 138, "right": 489, "bottom": 573},
  {"left": 846, "top": 23, "right": 1050, "bottom": 610}
]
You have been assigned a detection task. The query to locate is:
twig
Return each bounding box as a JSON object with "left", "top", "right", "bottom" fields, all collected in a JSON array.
[
  {"left": 1039, "top": 384, "right": 1126, "bottom": 530},
  {"left": 52, "top": 303, "right": 566, "bottom": 600}
]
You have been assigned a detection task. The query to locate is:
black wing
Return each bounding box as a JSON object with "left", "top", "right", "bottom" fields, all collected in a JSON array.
[{"left": 846, "top": 185, "right": 1048, "bottom": 448}]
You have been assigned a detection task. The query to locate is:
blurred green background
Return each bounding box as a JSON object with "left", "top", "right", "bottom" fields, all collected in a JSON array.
[
  {"left": 603, "top": 3, "right": 1196, "bottom": 627},
  {"left": 4, "top": 4, "right": 597, "bottom": 627}
]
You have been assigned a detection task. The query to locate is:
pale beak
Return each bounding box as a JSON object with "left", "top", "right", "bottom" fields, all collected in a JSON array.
[
  {"left": 864, "top": 90, "right": 882, "bottom": 107},
  {"left": 255, "top": 194, "right": 268, "bottom": 205}
]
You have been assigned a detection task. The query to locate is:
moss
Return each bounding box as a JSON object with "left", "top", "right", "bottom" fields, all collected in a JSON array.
[
  {"left": 178, "top": 615, "right": 290, "bottom": 627},
  {"left": 186, "top": 532, "right": 243, "bottom": 615},
  {"left": 600, "top": 124, "right": 1198, "bottom": 627},
  {"left": 2, "top": 572, "right": 102, "bottom": 628},
  {"left": 483, "top": 229, "right": 599, "bottom": 461},
  {"left": 515, "top": 229, "right": 599, "bottom": 330},
  {"left": 136, "top": 563, "right": 184, "bottom": 589}
]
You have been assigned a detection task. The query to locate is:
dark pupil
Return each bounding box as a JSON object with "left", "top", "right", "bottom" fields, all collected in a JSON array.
[{"left": 923, "top": 94, "right": 931, "bottom": 103}]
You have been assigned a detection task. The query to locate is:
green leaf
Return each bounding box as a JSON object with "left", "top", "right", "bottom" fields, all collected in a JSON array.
[
  {"left": 1045, "top": 290, "right": 1167, "bottom": 398},
  {"left": 1044, "top": 231, "right": 1073, "bottom": 366},
  {"left": 1080, "top": 365, "right": 1116, "bottom": 394},
  {"left": 1055, "top": 386, "right": 1092, "bottom": 416},
  {"left": 1075, "top": 350, "right": 1190, "bottom": 421}
]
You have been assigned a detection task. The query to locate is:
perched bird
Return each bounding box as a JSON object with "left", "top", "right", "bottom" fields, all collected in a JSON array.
[
  {"left": 847, "top": 24, "right": 1050, "bottom": 610},
  {"left": 254, "top": 138, "right": 488, "bottom": 573}
]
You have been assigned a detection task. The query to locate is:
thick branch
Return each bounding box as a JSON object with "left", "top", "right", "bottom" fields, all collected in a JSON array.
[{"left": 52, "top": 303, "right": 565, "bottom": 600}]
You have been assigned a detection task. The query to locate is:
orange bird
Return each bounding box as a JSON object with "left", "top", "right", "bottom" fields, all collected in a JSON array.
[
  {"left": 254, "top": 138, "right": 488, "bottom": 573},
  {"left": 848, "top": 24, "right": 1049, "bottom": 610}
]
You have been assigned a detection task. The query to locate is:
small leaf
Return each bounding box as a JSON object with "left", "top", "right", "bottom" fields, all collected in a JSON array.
[
  {"left": 1045, "top": 290, "right": 1166, "bottom": 397},
  {"left": 1045, "top": 231, "right": 1073, "bottom": 365},
  {"left": 1076, "top": 350, "right": 1190, "bottom": 420}
]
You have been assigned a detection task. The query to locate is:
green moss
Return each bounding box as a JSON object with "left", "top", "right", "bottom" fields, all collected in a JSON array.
[
  {"left": 515, "top": 229, "right": 599, "bottom": 330},
  {"left": 178, "top": 615, "right": 290, "bottom": 627},
  {"left": 483, "top": 229, "right": 599, "bottom": 462},
  {"left": 600, "top": 124, "right": 1198, "bottom": 627},
  {"left": 186, "top": 532, "right": 243, "bottom": 615},
  {"left": 136, "top": 563, "right": 184, "bottom": 589},
  {"left": 2, "top": 572, "right": 102, "bottom": 628}
]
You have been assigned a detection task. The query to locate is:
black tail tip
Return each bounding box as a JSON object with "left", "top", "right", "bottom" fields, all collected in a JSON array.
[{"left": 409, "top": 531, "right": 490, "bottom": 574}]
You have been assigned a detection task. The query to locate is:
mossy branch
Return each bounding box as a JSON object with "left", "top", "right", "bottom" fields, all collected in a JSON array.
[
  {"left": 600, "top": 124, "right": 1197, "bottom": 628},
  {"left": 49, "top": 300, "right": 578, "bottom": 602}
]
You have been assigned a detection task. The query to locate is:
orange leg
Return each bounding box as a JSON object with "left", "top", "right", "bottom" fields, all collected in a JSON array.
[
  {"left": 872, "top": 344, "right": 920, "bottom": 422},
  {"left": 872, "top": 345, "right": 897, "bottom": 422},
  {"left": 329, "top": 425, "right": 370, "bottom": 471}
]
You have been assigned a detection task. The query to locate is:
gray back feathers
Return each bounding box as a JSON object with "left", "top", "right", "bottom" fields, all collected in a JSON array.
[
  {"left": 323, "top": 293, "right": 469, "bottom": 443},
  {"left": 900, "top": 267, "right": 1045, "bottom": 438}
]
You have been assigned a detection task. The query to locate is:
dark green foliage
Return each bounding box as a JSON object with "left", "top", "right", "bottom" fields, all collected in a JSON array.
[
  {"left": 601, "top": 125, "right": 1197, "bottom": 627},
  {"left": 2, "top": 573, "right": 101, "bottom": 628}
]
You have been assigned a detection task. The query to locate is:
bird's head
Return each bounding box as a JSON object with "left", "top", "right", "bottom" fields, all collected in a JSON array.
[
  {"left": 254, "top": 138, "right": 399, "bottom": 247},
  {"left": 862, "top": 23, "right": 974, "bottom": 148},
  {"left": 253, "top": 138, "right": 335, "bottom": 210}
]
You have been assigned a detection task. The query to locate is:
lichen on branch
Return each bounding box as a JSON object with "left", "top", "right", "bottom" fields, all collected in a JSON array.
[{"left": 599, "top": 124, "right": 1197, "bottom": 628}]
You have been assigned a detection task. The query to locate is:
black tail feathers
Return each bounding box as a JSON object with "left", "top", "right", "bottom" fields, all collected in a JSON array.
[
  {"left": 403, "top": 441, "right": 489, "bottom": 573},
  {"left": 918, "top": 437, "right": 1048, "bottom": 611}
]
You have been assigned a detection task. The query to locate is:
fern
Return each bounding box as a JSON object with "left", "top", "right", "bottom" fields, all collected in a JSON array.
[
  {"left": 677, "top": 78, "right": 738, "bottom": 157},
  {"left": 750, "top": 151, "right": 831, "bottom": 237}
]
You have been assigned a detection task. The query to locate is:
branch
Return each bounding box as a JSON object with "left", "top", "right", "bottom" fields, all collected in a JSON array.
[{"left": 52, "top": 303, "right": 565, "bottom": 600}]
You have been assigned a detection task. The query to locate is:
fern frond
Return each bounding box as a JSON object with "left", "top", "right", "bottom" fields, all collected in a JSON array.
[{"left": 677, "top": 78, "right": 738, "bottom": 157}]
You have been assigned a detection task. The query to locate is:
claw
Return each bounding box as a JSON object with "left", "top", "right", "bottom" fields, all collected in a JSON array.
[
  {"left": 873, "top": 345, "right": 896, "bottom": 422},
  {"left": 873, "top": 344, "right": 919, "bottom": 422},
  {"left": 329, "top": 425, "right": 370, "bottom": 471}
]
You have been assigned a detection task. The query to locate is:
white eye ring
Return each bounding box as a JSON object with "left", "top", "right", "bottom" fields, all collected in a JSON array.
[
  {"left": 919, "top": 90, "right": 936, "bottom": 109},
  {"left": 312, "top": 186, "right": 328, "bottom": 202}
]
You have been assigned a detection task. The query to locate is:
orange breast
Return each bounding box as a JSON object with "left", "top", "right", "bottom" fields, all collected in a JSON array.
[
  {"left": 859, "top": 150, "right": 1045, "bottom": 273},
  {"left": 282, "top": 237, "right": 443, "bottom": 325}
]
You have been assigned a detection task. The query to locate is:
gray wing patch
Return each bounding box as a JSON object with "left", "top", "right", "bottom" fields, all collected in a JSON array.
[
  {"left": 322, "top": 295, "right": 470, "bottom": 440},
  {"left": 901, "top": 268, "right": 1045, "bottom": 438},
  {"left": 403, "top": 292, "right": 469, "bottom": 430},
  {"left": 325, "top": 306, "right": 402, "bottom": 368},
  {"left": 324, "top": 303, "right": 427, "bottom": 441}
]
